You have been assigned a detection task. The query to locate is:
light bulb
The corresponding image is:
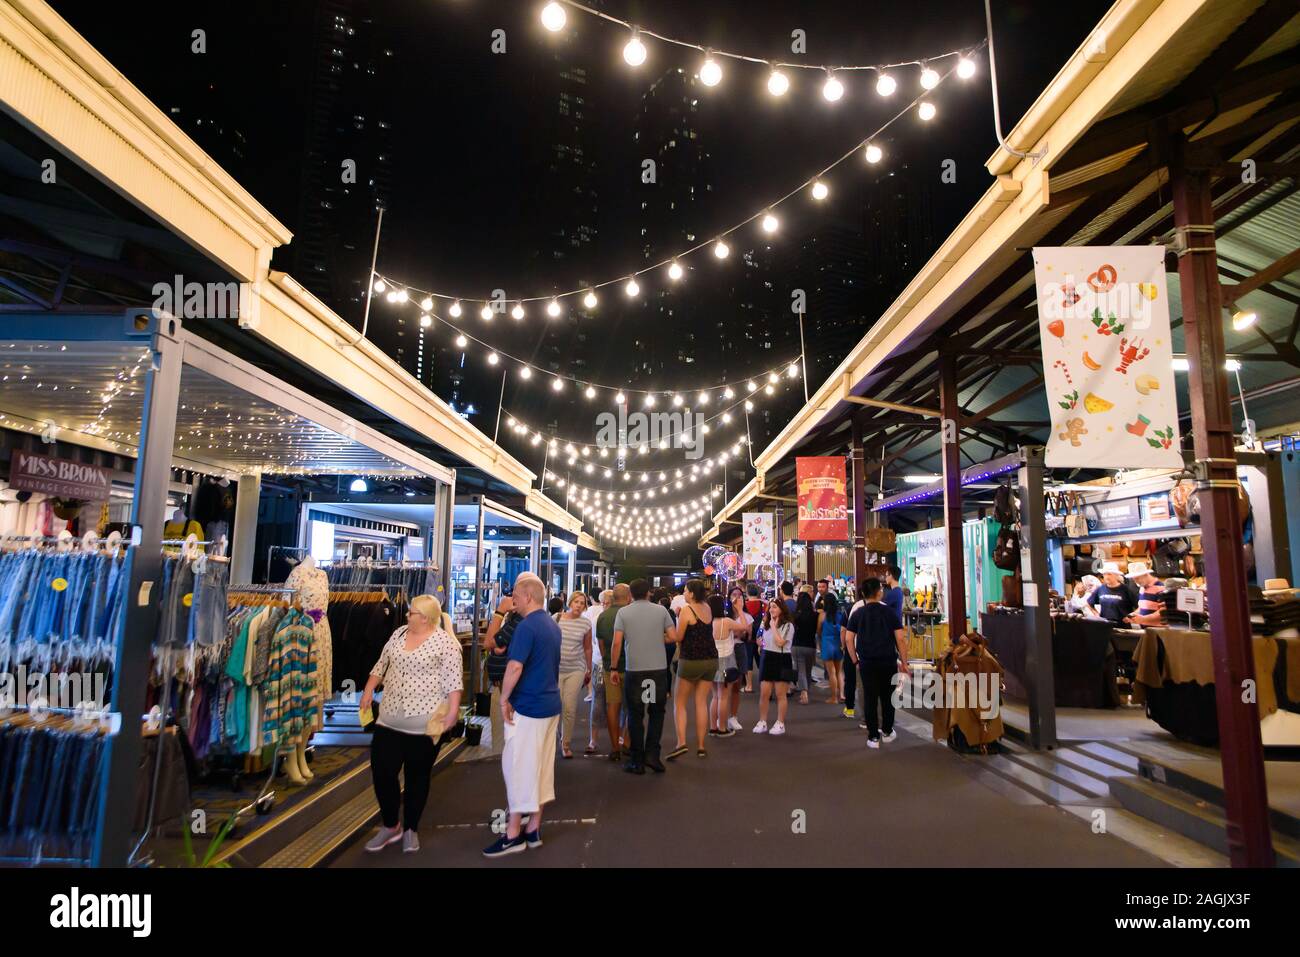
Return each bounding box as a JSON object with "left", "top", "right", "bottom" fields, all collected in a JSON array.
[
  {"left": 918, "top": 101, "right": 936, "bottom": 121},
  {"left": 745, "top": 400, "right": 755, "bottom": 411},
  {"left": 480, "top": 304, "right": 493, "bottom": 320},
  {"left": 547, "top": 299, "right": 562, "bottom": 317},
  {"left": 519, "top": 366, "right": 532, "bottom": 379},
  {"left": 822, "top": 71, "right": 844, "bottom": 102},
  {"left": 1172, "top": 357, "right": 1189, "bottom": 372},
  {"left": 583, "top": 290, "right": 598, "bottom": 309},
  {"left": 768, "top": 372, "right": 780, "bottom": 384},
  {"left": 699, "top": 54, "right": 722, "bottom": 87},
  {"left": 723, "top": 387, "right": 734, "bottom": 399},
  {"left": 919, "top": 65, "right": 940, "bottom": 90},
  {"left": 697, "top": 392, "right": 709, "bottom": 405},
  {"left": 419, "top": 296, "right": 433, "bottom": 311},
  {"left": 585, "top": 385, "right": 596, "bottom": 399},
  {"left": 552, "top": 378, "right": 564, "bottom": 392},
  {"left": 957, "top": 56, "right": 977, "bottom": 79},
  {"left": 713, "top": 239, "right": 730, "bottom": 259},
  {"left": 614, "top": 392, "right": 626, "bottom": 404},
  {"left": 767, "top": 69, "right": 789, "bottom": 96},
  {"left": 396, "top": 289, "right": 409, "bottom": 303},
  {"left": 385, "top": 291, "right": 398, "bottom": 303},
  {"left": 623, "top": 31, "right": 647, "bottom": 67},
  {"left": 488, "top": 352, "right": 499, "bottom": 366},
  {"left": 449, "top": 301, "right": 462, "bottom": 317},
  {"left": 644, "top": 394, "right": 656, "bottom": 408},
  {"left": 668, "top": 261, "right": 683, "bottom": 281},
  {"left": 864, "top": 142, "right": 883, "bottom": 164},
  {"left": 672, "top": 394, "right": 683, "bottom": 407},
  {"left": 811, "top": 180, "right": 829, "bottom": 200},
  {"left": 540, "top": 2, "right": 566, "bottom": 32},
  {"left": 372, "top": 279, "right": 386, "bottom": 293},
  {"left": 747, "top": 380, "right": 757, "bottom": 392},
  {"left": 761, "top": 212, "right": 779, "bottom": 234},
  {"left": 765, "top": 384, "right": 775, "bottom": 395},
  {"left": 787, "top": 363, "right": 800, "bottom": 377},
  {"left": 722, "top": 412, "right": 732, "bottom": 424},
  {"left": 1231, "top": 309, "right": 1257, "bottom": 331},
  {"left": 625, "top": 278, "right": 640, "bottom": 297},
  {"left": 511, "top": 302, "right": 525, "bottom": 320},
  {"left": 1225, "top": 358, "right": 1242, "bottom": 372}
]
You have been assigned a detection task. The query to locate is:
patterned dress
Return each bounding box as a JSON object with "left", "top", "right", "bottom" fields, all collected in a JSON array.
[
  {"left": 261, "top": 610, "right": 319, "bottom": 745},
  {"left": 286, "top": 561, "right": 331, "bottom": 729}
]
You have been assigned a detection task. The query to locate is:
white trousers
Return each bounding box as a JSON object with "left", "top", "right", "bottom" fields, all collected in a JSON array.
[{"left": 502, "top": 712, "right": 559, "bottom": 815}]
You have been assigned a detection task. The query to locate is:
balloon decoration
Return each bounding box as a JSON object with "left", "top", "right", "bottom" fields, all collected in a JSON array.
[
  {"left": 718, "top": 552, "right": 744, "bottom": 580},
  {"left": 751, "top": 562, "right": 785, "bottom": 597},
  {"left": 702, "top": 545, "right": 729, "bottom": 573}
]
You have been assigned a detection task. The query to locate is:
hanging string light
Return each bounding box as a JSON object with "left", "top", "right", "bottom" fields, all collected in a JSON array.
[{"left": 370, "top": 43, "right": 983, "bottom": 320}]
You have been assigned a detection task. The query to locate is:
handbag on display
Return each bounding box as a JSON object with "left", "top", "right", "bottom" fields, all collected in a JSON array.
[
  {"left": 992, "top": 524, "right": 1020, "bottom": 571},
  {"left": 1044, "top": 492, "right": 1067, "bottom": 539},
  {"left": 994, "top": 482, "right": 1019, "bottom": 525},
  {"left": 1074, "top": 555, "right": 1095, "bottom": 576},
  {"left": 1061, "top": 543, "right": 1076, "bottom": 560},
  {"left": 1001, "top": 571, "right": 1022, "bottom": 608},
  {"left": 1152, "top": 544, "right": 1181, "bottom": 578},
  {"left": 1065, "top": 493, "right": 1090, "bottom": 538},
  {"left": 1170, "top": 479, "right": 1196, "bottom": 527}
]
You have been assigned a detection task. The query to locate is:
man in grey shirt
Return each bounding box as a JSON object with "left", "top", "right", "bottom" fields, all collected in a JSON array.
[{"left": 611, "top": 578, "right": 676, "bottom": 774}]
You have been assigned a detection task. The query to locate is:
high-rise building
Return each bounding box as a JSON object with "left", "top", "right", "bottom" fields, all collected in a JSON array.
[{"left": 863, "top": 163, "right": 937, "bottom": 301}]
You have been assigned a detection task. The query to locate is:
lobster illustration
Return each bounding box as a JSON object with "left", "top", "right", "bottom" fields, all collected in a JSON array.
[{"left": 1114, "top": 337, "right": 1150, "bottom": 375}]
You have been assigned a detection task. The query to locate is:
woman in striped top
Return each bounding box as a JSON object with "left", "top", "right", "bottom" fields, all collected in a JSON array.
[{"left": 555, "top": 592, "right": 594, "bottom": 758}]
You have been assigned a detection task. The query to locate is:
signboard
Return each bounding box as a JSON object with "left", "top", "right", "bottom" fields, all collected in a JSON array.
[
  {"left": 741, "top": 512, "right": 775, "bottom": 566},
  {"left": 8, "top": 450, "right": 111, "bottom": 502},
  {"left": 1085, "top": 497, "right": 1142, "bottom": 532},
  {"left": 1176, "top": 588, "right": 1205, "bottom": 614},
  {"left": 1033, "top": 246, "right": 1182, "bottom": 469},
  {"left": 1144, "top": 493, "right": 1171, "bottom": 523},
  {"left": 796, "top": 456, "right": 849, "bottom": 541}
]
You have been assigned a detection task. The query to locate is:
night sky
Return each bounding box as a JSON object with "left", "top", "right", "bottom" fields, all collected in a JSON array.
[{"left": 50, "top": 0, "right": 1113, "bottom": 534}]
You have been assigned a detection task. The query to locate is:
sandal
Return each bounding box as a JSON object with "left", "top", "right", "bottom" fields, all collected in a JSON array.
[
  {"left": 562, "top": 747, "right": 573, "bottom": 759},
  {"left": 665, "top": 745, "right": 689, "bottom": 761},
  {"left": 608, "top": 749, "right": 622, "bottom": 762},
  {"left": 697, "top": 749, "right": 707, "bottom": 759},
  {"left": 584, "top": 744, "right": 598, "bottom": 755}
]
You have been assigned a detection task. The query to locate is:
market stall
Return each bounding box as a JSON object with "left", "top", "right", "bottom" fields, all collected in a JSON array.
[{"left": 450, "top": 496, "right": 541, "bottom": 639}]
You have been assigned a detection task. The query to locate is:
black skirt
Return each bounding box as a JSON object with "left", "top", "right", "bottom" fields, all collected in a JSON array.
[{"left": 760, "top": 650, "right": 793, "bottom": 683}]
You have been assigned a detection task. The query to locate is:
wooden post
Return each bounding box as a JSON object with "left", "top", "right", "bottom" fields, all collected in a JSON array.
[
  {"left": 851, "top": 416, "right": 868, "bottom": 587},
  {"left": 939, "top": 354, "right": 969, "bottom": 635},
  {"left": 1170, "top": 139, "right": 1274, "bottom": 866}
]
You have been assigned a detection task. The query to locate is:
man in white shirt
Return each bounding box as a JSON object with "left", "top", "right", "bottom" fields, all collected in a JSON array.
[{"left": 669, "top": 587, "right": 687, "bottom": 616}]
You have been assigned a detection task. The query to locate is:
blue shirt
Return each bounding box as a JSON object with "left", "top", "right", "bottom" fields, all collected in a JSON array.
[
  {"left": 506, "top": 609, "right": 562, "bottom": 719},
  {"left": 883, "top": 585, "right": 904, "bottom": 620}
]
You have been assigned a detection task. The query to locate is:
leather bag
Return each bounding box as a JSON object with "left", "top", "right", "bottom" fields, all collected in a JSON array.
[
  {"left": 1065, "top": 492, "right": 1089, "bottom": 538},
  {"left": 992, "top": 524, "right": 1019, "bottom": 571}
]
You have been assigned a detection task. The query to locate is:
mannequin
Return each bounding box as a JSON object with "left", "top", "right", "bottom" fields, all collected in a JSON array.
[{"left": 285, "top": 551, "right": 330, "bottom": 783}]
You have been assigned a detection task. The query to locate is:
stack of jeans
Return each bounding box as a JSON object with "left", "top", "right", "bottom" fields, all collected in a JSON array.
[{"left": 0, "top": 721, "right": 107, "bottom": 863}]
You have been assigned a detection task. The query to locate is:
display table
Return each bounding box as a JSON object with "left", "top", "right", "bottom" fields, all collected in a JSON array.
[
  {"left": 980, "top": 609, "right": 1121, "bottom": 708},
  {"left": 1132, "top": 627, "right": 1299, "bottom": 744}
]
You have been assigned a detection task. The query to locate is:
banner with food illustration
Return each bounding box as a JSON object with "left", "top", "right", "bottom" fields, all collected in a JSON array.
[
  {"left": 742, "top": 512, "right": 776, "bottom": 566},
  {"left": 796, "top": 456, "right": 850, "bottom": 540},
  {"left": 1032, "top": 246, "right": 1181, "bottom": 469}
]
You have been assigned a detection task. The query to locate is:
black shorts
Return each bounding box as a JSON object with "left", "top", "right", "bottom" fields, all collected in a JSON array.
[{"left": 760, "top": 651, "right": 793, "bottom": 683}]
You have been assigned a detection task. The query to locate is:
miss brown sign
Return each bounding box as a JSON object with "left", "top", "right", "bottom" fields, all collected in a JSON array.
[{"left": 8, "top": 450, "right": 111, "bottom": 502}]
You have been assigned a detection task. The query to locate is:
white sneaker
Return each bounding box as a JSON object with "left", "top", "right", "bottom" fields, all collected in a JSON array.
[
  {"left": 882, "top": 730, "right": 898, "bottom": 743},
  {"left": 769, "top": 721, "right": 786, "bottom": 736},
  {"left": 752, "top": 721, "right": 768, "bottom": 734},
  {"left": 365, "top": 826, "right": 402, "bottom": 852},
  {"left": 727, "top": 716, "right": 743, "bottom": 731},
  {"left": 866, "top": 737, "right": 881, "bottom": 749}
]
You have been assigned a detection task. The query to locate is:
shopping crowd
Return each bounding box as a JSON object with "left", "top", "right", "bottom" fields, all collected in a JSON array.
[{"left": 358, "top": 568, "right": 914, "bottom": 859}]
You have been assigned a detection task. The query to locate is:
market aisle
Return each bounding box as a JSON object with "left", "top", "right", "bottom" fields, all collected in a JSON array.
[{"left": 333, "top": 693, "right": 1168, "bottom": 868}]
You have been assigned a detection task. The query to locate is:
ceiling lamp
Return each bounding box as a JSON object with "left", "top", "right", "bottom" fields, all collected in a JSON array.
[
  {"left": 349, "top": 478, "right": 368, "bottom": 493},
  {"left": 1231, "top": 309, "right": 1257, "bottom": 331}
]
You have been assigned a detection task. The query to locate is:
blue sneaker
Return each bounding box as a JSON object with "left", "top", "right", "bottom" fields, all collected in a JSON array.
[
  {"left": 524, "top": 825, "right": 542, "bottom": 848},
  {"left": 482, "top": 833, "right": 527, "bottom": 858}
]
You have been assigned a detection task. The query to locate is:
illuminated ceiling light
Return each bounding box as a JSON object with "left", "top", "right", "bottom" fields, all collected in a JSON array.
[
  {"left": 455, "top": 334, "right": 468, "bottom": 348},
  {"left": 875, "top": 71, "right": 896, "bottom": 96},
  {"left": 585, "top": 385, "right": 597, "bottom": 399},
  {"left": 668, "top": 261, "right": 684, "bottom": 281},
  {"left": 350, "top": 478, "right": 368, "bottom": 492},
  {"left": 625, "top": 277, "right": 640, "bottom": 297},
  {"left": 372, "top": 279, "right": 386, "bottom": 293},
  {"left": 547, "top": 299, "right": 562, "bottom": 318},
  {"left": 918, "top": 101, "right": 937, "bottom": 121},
  {"left": 419, "top": 313, "right": 432, "bottom": 328},
  {"left": 761, "top": 212, "right": 779, "bottom": 234},
  {"left": 767, "top": 67, "right": 789, "bottom": 96},
  {"left": 480, "top": 304, "right": 494, "bottom": 321},
  {"left": 957, "top": 56, "right": 977, "bottom": 80},
  {"left": 1231, "top": 309, "right": 1257, "bottom": 331},
  {"left": 864, "top": 142, "right": 883, "bottom": 164},
  {"left": 623, "top": 29, "right": 647, "bottom": 67},
  {"left": 919, "top": 63, "right": 940, "bottom": 90},
  {"left": 811, "top": 180, "right": 829, "bottom": 201},
  {"left": 540, "top": 2, "right": 566, "bottom": 32},
  {"left": 511, "top": 302, "right": 526, "bottom": 320},
  {"left": 699, "top": 52, "right": 722, "bottom": 87},
  {"left": 713, "top": 239, "right": 730, "bottom": 259},
  {"left": 419, "top": 296, "right": 433, "bottom": 311},
  {"left": 822, "top": 69, "right": 844, "bottom": 102},
  {"left": 487, "top": 352, "right": 500, "bottom": 365},
  {"left": 614, "top": 392, "right": 626, "bottom": 404},
  {"left": 551, "top": 377, "right": 564, "bottom": 392},
  {"left": 1224, "top": 358, "right": 1242, "bottom": 372},
  {"left": 519, "top": 366, "right": 532, "bottom": 379}
]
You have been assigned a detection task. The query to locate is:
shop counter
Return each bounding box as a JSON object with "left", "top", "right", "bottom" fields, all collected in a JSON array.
[
  {"left": 980, "top": 608, "right": 1121, "bottom": 708},
  {"left": 1133, "top": 627, "right": 1300, "bottom": 745}
]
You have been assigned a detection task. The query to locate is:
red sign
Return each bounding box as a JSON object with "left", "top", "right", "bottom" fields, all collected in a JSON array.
[
  {"left": 8, "top": 450, "right": 112, "bottom": 502},
  {"left": 796, "top": 456, "right": 849, "bottom": 541}
]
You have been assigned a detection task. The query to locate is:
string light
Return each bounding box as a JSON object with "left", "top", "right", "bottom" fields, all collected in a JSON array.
[
  {"left": 625, "top": 277, "right": 640, "bottom": 297},
  {"left": 767, "top": 68, "right": 789, "bottom": 96},
  {"left": 519, "top": 366, "right": 532, "bottom": 379},
  {"left": 449, "top": 301, "right": 462, "bottom": 317},
  {"left": 713, "top": 239, "right": 730, "bottom": 259},
  {"left": 811, "top": 180, "right": 829, "bottom": 200},
  {"left": 480, "top": 304, "right": 493, "bottom": 320},
  {"left": 699, "top": 51, "right": 722, "bottom": 87},
  {"left": 957, "top": 56, "right": 977, "bottom": 79},
  {"left": 864, "top": 143, "right": 883, "bottom": 164},
  {"left": 488, "top": 352, "right": 500, "bottom": 365},
  {"left": 822, "top": 70, "right": 844, "bottom": 102},
  {"left": 623, "top": 28, "right": 647, "bottom": 66},
  {"left": 761, "top": 212, "right": 779, "bottom": 234},
  {"left": 540, "top": 2, "right": 566, "bottom": 32},
  {"left": 876, "top": 71, "right": 897, "bottom": 96},
  {"left": 918, "top": 101, "right": 937, "bottom": 121},
  {"left": 668, "top": 261, "right": 684, "bottom": 281},
  {"left": 583, "top": 290, "right": 598, "bottom": 309},
  {"left": 511, "top": 302, "right": 526, "bottom": 320},
  {"left": 919, "top": 64, "right": 940, "bottom": 90},
  {"left": 547, "top": 299, "right": 563, "bottom": 317},
  {"left": 455, "top": 334, "right": 468, "bottom": 348}
]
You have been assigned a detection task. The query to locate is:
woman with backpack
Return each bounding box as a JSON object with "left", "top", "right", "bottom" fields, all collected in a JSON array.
[{"left": 818, "top": 590, "right": 845, "bottom": 704}]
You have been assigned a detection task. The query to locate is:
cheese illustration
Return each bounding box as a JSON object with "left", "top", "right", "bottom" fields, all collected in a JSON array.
[
  {"left": 1083, "top": 392, "right": 1114, "bottom": 414},
  {"left": 1135, "top": 374, "right": 1160, "bottom": 396}
]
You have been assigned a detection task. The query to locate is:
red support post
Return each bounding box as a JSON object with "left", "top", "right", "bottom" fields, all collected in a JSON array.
[
  {"left": 1171, "top": 140, "right": 1274, "bottom": 867},
  {"left": 851, "top": 417, "right": 869, "bottom": 588},
  {"left": 939, "top": 354, "right": 969, "bottom": 635}
]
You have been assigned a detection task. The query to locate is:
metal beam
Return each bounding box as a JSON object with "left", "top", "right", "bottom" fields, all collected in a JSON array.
[
  {"left": 938, "top": 355, "right": 968, "bottom": 635},
  {"left": 1171, "top": 137, "right": 1274, "bottom": 867},
  {"left": 1016, "top": 447, "right": 1057, "bottom": 749},
  {"left": 842, "top": 395, "right": 943, "bottom": 418},
  {"left": 1220, "top": 248, "right": 1300, "bottom": 306}
]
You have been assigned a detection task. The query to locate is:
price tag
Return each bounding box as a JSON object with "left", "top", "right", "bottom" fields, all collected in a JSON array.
[
  {"left": 51, "top": 577, "right": 68, "bottom": 592},
  {"left": 1023, "top": 582, "right": 1039, "bottom": 607},
  {"left": 182, "top": 593, "right": 193, "bottom": 608},
  {"left": 1176, "top": 588, "right": 1204, "bottom": 614}
]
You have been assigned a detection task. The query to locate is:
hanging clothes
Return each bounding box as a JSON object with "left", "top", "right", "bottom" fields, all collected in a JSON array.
[
  {"left": 286, "top": 561, "right": 331, "bottom": 724},
  {"left": 261, "top": 610, "right": 318, "bottom": 746}
]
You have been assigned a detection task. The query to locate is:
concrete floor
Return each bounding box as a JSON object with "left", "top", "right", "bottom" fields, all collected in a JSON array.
[{"left": 334, "top": 689, "right": 1169, "bottom": 868}]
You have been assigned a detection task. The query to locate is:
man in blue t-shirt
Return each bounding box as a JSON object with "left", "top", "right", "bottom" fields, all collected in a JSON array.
[
  {"left": 883, "top": 565, "right": 905, "bottom": 620},
  {"left": 844, "top": 577, "right": 909, "bottom": 748},
  {"left": 484, "top": 573, "right": 562, "bottom": 858}
]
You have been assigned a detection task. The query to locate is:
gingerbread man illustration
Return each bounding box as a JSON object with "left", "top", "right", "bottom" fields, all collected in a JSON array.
[{"left": 1058, "top": 417, "right": 1088, "bottom": 447}]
